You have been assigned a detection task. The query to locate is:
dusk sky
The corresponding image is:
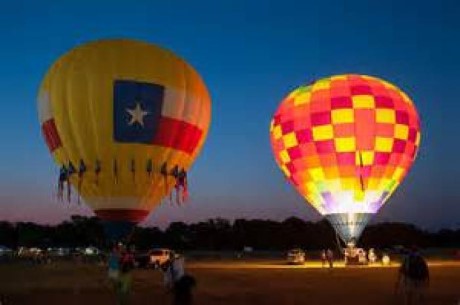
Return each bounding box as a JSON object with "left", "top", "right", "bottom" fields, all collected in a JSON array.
[{"left": 0, "top": 0, "right": 459, "bottom": 230}]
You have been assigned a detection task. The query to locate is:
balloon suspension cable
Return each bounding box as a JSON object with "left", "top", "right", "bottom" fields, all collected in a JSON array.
[
  {"left": 67, "top": 179, "right": 71, "bottom": 203},
  {"left": 77, "top": 180, "right": 82, "bottom": 204},
  {"left": 57, "top": 182, "right": 63, "bottom": 201},
  {"left": 67, "top": 161, "right": 76, "bottom": 203},
  {"left": 335, "top": 230, "right": 344, "bottom": 255},
  {"left": 160, "top": 162, "right": 168, "bottom": 200},
  {"left": 77, "top": 159, "right": 86, "bottom": 205},
  {"left": 58, "top": 165, "right": 67, "bottom": 202},
  {"left": 125, "top": 227, "right": 136, "bottom": 244}
]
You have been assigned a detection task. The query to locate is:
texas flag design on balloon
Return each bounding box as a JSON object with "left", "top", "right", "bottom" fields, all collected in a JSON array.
[
  {"left": 113, "top": 80, "right": 203, "bottom": 154},
  {"left": 40, "top": 79, "right": 204, "bottom": 155}
]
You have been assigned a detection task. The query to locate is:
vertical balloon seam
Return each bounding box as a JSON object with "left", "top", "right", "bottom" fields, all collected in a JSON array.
[
  {"left": 156, "top": 49, "right": 174, "bottom": 206},
  {"left": 180, "top": 64, "right": 194, "bottom": 165},
  {"left": 138, "top": 46, "right": 151, "bottom": 198},
  {"left": 90, "top": 44, "right": 106, "bottom": 202},
  {"left": 53, "top": 54, "right": 72, "bottom": 199},
  {"left": 77, "top": 47, "right": 97, "bottom": 197},
  {"left": 65, "top": 51, "right": 85, "bottom": 202},
  {"left": 170, "top": 55, "right": 189, "bottom": 205},
  {"left": 144, "top": 48, "right": 178, "bottom": 209},
  {"left": 182, "top": 61, "right": 204, "bottom": 201},
  {"left": 41, "top": 72, "right": 66, "bottom": 200},
  {"left": 193, "top": 81, "right": 208, "bottom": 171},
  {"left": 148, "top": 50, "right": 173, "bottom": 207},
  {"left": 196, "top": 69, "right": 211, "bottom": 163},
  {"left": 169, "top": 59, "right": 186, "bottom": 205},
  {"left": 48, "top": 63, "right": 68, "bottom": 166},
  {"left": 109, "top": 44, "right": 119, "bottom": 207},
  {"left": 52, "top": 64, "right": 72, "bottom": 189},
  {"left": 128, "top": 44, "right": 140, "bottom": 198},
  {"left": 175, "top": 55, "right": 189, "bottom": 165},
  {"left": 55, "top": 54, "right": 77, "bottom": 199},
  {"left": 86, "top": 47, "right": 100, "bottom": 200},
  {"left": 195, "top": 65, "right": 209, "bottom": 158},
  {"left": 162, "top": 51, "right": 179, "bottom": 204}
]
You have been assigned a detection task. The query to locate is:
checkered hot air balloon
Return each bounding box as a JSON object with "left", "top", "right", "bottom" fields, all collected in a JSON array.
[
  {"left": 38, "top": 39, "right": 211, "bottom": 239},
  {"left": 269, "top": 74, "right": 421, "bottom": 244}
]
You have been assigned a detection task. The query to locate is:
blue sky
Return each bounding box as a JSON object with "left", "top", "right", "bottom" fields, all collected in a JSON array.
[{"left": 0, "top": 0, "right": 459, "bottom": 229}]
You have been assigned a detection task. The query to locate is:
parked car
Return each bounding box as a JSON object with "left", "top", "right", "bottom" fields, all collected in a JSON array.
[
  {"left": 17, "top": 247, "right": 49, "bottom": 263},
  {"left": 136, "top": 248, "right": 176, "bottom": 269},
  {"left": 150, "top": 249, "right": 175, "bottom": 266},
  {"left": 47, "top": 247, "right": 71, "bottom": 257},
  {"left": 287, "top": 248, "right": 306, "bottom": 265},
  {"left": 0, "top": 245, "right": 13, "bottom": 261},
  {"left": 83, "top": 246, "right": 100, "bottom": 256},
  {"left": 0, "top": 245, "right": 12, "bottom": 255}
]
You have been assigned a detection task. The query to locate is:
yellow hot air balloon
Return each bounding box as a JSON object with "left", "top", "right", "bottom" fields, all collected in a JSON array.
[
  {"left": 269, "top": 74, "right": 421, "bottom": 245},
  {"left": 38, "top": 39, "right": 211, "bottom": 236}
]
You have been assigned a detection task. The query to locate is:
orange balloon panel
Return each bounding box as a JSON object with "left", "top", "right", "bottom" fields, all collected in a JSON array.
[{"left": 270, "top": 75, "right": 421, "bottom": 215}]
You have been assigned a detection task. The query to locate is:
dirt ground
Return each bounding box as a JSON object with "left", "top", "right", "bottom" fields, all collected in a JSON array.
[{"left": 0, "top": 260, "right": 459, "bottom": 305}]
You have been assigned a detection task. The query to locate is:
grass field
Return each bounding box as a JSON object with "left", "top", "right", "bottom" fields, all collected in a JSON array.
[{"left": 1, "top": 259, "right": 459, "bottom": 305}]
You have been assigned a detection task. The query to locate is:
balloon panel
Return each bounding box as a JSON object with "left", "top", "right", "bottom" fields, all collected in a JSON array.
[
  {"left": 270, "top": 75, "right": 420, "bottom": 215},
  {"left": 38, "top": 40, "right": 211, "bottom": 222}
]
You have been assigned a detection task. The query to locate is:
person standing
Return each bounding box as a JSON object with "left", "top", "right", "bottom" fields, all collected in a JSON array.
[
  {"left": 117, "top": 245, "right": 135, "bottom": 305},
  {"left": 321, "top": 250, "right": 327, "bottom": 268},
  {"left": 396, "top": 246, "right": 430, "bottom": 305},
  {"left": 108, "top": 243, "right": 123, "bottom": 305},
  {"left": 368, "top": 248, "right": 377, "bottom": 264},
  {"left": 162, "top": 253, "right": 196, "bottom": 305},
  {"left": 108, "top": 244, "right": 121, "bottom": 288},
  {"left": 172, "top": 274, "right": 197, "bottom": 305}
]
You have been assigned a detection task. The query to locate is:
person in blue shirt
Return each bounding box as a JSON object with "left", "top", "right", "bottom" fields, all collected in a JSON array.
[{"left": 108, "top": 243, "right": 121, "bottom": 283}]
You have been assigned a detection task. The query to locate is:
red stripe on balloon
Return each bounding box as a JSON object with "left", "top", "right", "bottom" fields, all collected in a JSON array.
[
  {"left": 95, "top": 209, "right": 149, "bottom": 223},
  {"left": 152, "top": 117, "right": 203, "bottom": 155},
  {"left": 42, "top": 119, "right": 62, "bottom": 152}
]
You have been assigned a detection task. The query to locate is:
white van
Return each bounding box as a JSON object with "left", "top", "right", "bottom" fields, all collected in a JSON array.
[
  {"left": 287, "top": 248, "right": 306, "bottom": 265},
  {"left": 149, "top": 248, "right": 175, "bottom": 267}
]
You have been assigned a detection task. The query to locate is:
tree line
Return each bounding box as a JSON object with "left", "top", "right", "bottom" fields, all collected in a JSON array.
[{"left": 0, "top": 215, "right": 459, "bottom": 251}]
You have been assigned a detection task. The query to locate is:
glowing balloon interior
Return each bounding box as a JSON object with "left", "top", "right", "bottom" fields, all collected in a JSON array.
[
  {"left": 38, "top": 39, "right": 211, "bottom": 237},
  {"left": 270, "top": 74, "right": 421, "bottom": 243}
]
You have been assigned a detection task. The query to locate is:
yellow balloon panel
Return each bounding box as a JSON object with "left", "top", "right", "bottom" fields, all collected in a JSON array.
[{"left": 38, "top": 39, "right": 211, "bottom": 222}]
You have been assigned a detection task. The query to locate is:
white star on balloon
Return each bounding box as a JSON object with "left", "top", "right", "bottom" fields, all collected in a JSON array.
[{"left": 126, "top": 103, "right": 149, "bottom": 127}]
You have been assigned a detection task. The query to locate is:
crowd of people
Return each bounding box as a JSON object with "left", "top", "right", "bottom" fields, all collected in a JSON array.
[
  {"left": 107, "top": 243, "right": 196, "bottom": 305},
  {"left": 320, "top": 249, "right": 334, "bottom": 268},
  {"left": 319, "top": 246, "right": 429, "bottom": 305},
  {"left": 105, "top": 244, "right": 429, "bottom": 305}
]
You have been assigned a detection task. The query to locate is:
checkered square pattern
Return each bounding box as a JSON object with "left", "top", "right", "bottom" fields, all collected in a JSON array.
[{"left": 270, "top": 74, "right": 421, "bottom": 215}]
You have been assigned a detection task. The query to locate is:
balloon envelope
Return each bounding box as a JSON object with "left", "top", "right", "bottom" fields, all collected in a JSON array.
[
  {"left": 38, "top": 39, "right": 211, "bottom": 230},
  {"left": 269, "top": 74, "right": 421, "bottom": 243}
]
